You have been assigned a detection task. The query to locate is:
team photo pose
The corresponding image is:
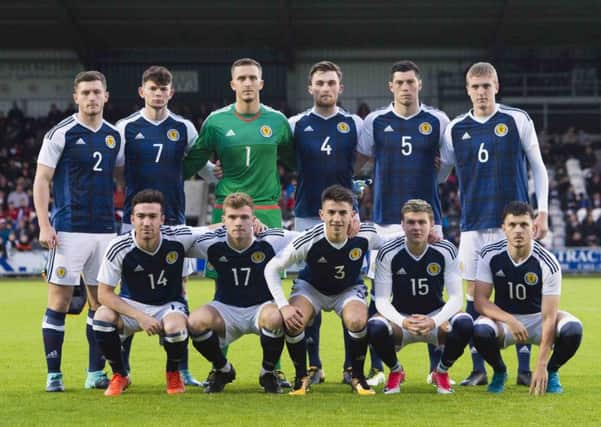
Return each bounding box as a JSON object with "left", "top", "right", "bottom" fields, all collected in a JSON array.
[
  {"left": 265, "top": 185, "right": 381, "bottom": 395},
  {"left": 473, "top": 201, "right": 582, "bottom": 395},
  {"left": 441, "top": 62, "right": 549, "bottom": 386},
  {"left": 369, "top": 199, "right": 472, "bottom": 394},
  {"left": 187, "top": 193, "right": 297, "bottom": 393},
  {"left": 92, "top": 190, "right": 211, "bottom": 396},
  {"left": 34, "top": 71, "right": 122, "bottom": 392}
]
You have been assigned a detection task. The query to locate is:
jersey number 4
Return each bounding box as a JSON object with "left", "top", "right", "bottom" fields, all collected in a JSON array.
[
  {"left": 321, "top": 137, "right": 332, "bottom": 156},
  {"left": 148, "top": 270, "right": 168, "bottom": 289}
]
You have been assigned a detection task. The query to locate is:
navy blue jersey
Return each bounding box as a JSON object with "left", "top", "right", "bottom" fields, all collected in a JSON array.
[
  {"left": 38, "top": 115, "right": 123, "bottom": 233},
  {"left": 442, "top": 104, "right": 541, "bottom": 231},
  {"left": 190, "top": 228, "right": 297, "bottom": 307},
  {"left": 116, "top": 110, "right": 197, "bottom": 225},
  {"left": 98, "top": 226, "right": 203, "bottom": 305},
  {"left": 359, "top": 104, "right": 449, "bottom": 225},
  {"left": 289, "top": 108, "right": 362, "bottom": 218},
  {"left": 284, "top": 223, "right": 380, "bottom": 296},
  {"left": 476, "top": 239, "right": 561, "bottom": 314},
  {"left": 376, "top": 237, "right": 458, "bottom": 314}
]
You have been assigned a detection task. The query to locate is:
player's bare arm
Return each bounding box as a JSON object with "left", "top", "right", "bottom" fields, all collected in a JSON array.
[
  {"left": 474, "top": 280, "right": 528, "bottom": 343},
  {"left": 533, "top": 211, "right": 549, "bottom": 240},
  {"left": 33, "top": 164, "right": 58, "bottom": 249},
  {"left": 97, "top": 283, "right": 162, "bottom": 336},
  {"left": 530, "top": 295, "right": 560, "bottom": 396}
]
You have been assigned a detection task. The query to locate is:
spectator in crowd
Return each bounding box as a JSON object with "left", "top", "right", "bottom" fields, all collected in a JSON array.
[{"left": 7, "top": 183, "right": 29, "bottom": 208}]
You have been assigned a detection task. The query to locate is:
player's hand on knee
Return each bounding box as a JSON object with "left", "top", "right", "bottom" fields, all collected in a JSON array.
[
  {"left": 416, "top": 317, "right": 435, "bottom": 335},
  {"left": 402, "top": 317, "right": 421, "bottom": 335},
  {"left": 138, "top": 314, "right": 162, "bottom": 336},
  {"left": 280, "top": 305, "right": 304, "bottom": 332},
  {"left": 507, "top": 318, "right": 528, "bottom": 343},
  {"left": 39, "top": 226, "right": 58, "bottom": 249},
  {"left": 529, "top": 366, "right": 548, "bottom": 396}
]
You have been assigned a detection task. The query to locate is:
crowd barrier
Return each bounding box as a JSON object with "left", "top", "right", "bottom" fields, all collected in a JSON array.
[{"left": 2, "top": 248, "right": 601, "bottom": 276}]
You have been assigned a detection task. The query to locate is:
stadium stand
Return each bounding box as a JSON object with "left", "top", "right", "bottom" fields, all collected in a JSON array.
[{"left": 3, "top": 99, "right": 601, "bottom": 259}]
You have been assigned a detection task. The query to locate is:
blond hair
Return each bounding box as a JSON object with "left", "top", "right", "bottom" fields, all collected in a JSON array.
[
  {"left": 466, "top": 62, "right": 498, "bottom": 85},
  {"left": 223, "top": 192, "right": 254, "bottom": 211},
  {"left": 401, "top": 199, "right": 434, "bottom": 223}
]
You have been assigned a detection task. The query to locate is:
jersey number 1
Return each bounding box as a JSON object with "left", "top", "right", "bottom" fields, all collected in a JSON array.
[
  {"left": 232, "top": 267, "right": 251, "bottom": 286},
  {"left": 148, "top": 270, "right": 168, "bottom": 289}
]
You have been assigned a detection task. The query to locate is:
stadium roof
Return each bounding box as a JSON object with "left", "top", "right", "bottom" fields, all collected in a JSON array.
[{"left": 3, "top": 0, "right": 600, "bottom": 51}]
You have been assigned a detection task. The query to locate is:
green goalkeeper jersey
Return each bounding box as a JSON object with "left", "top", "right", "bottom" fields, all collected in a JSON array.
[{"left": 184, "top": 103, "right": 293, "bottom": 205}]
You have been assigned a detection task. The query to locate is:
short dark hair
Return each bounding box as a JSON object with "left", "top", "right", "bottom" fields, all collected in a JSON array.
[
  {"left": 131, "top": 189, "right": 164, "bottom": 213},
  {"left": 308, "top": 61, "right": 342, "bottom": 84},
  {"left": 502, "top": 201, "right": 534, "bottom": 221},
  {"left": 390, "top": 60, "right": 421, "bottom": 81},
  {"left": 321, "top": 185, "right": 355, "bottom": 207},
  {"left": 231, "top": 58, "right": 262, "bottom": 77},
  {"left": 142, "top": 65, "right": 172, "bottom": 86},
  {"left": 73, "top": 70, "right": 107, "bottom": 92}
]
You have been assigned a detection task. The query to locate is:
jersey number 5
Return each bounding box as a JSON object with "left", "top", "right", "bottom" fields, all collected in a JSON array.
[
  {"left": 401, "top": 136, "right": 412, "bottom": 156},
  {"left": 410, "top": 278, "right": 429, "bottom": 296}
]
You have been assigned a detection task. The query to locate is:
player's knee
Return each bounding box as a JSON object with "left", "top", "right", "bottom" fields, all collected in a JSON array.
[
  {"left": 260, "top": 309, "right": 283, "bottom": 331},
  {"left": 557, "top": 319, "right": 583, "bottom": 347},
  {"left": 94, "top": 306, "right": 118, "bottom": 324},
  {"left": 345, "top": 316, "right": 367, "bottom": 333},
  {"left": 557, "top": 314, "right": 583, "bottom": 336},
  {"left": 451, "top": 314, "right": 474, "bottom": 339},
  {"left": 164, "top": 316, "right": 187, "bottom": 335},
  {"left": 367, "top": 317, "right": 391, "bottom": 341},
  {"left": 187, "top": 312, "right": 211, "bottom": 334},
  {"left": 47, "top": 287, "right": 73, "bottom": 312},
  {"left": 473, "top": 322, "right": 496, "bottom": 344}
]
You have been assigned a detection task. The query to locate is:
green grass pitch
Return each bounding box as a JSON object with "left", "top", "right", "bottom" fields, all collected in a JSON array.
[{"left": 1, "top": 276, "right": 599, "bottom": 426}]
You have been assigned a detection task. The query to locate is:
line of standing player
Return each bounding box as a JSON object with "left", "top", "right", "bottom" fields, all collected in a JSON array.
[{"left": 34, "top": 58, "right": 582, "bottom": 396}]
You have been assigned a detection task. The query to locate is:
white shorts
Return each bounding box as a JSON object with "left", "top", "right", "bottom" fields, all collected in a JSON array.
[
  {"left": 46, "top": 232, "right": 115, "bottom": 286},
  {"left": 474, "top": 310, "right": 580, "bottom": 348},
  {"left": 294, "top": 217, "right": 320, "bottom": 232},
  {"left": 367, "top": 224, "right": 443, "bottom": 279},
  {"left": 290, "top": 278, "right": 367, "bottom": 316},
  {"left": 121, "top": 222, "right": 196, "bottom": 277},
  {"left": 119, "top": 297, "right": 188, "bottom": 337},
  {"left": 372, "top": 310, "right": 469, "bottom": 350},
  {"left": 458, "top": 228, "right": 504, "bottom": 281},
  {"left": 209, "top": 300, "right": 272, "bottom": 346}
]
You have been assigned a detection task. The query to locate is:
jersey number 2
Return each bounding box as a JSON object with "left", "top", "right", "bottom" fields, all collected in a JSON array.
[{"left": 93, "top": 151, "right": 103, "bottom": 171}]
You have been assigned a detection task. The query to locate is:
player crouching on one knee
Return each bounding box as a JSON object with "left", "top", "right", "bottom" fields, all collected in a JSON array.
[
  {"left": 473, "top": 201, "right": 583, "bottom": 395},
  {"left": 186, "top": 192, "right": 298, "bottom": 393},
  {"left": 93, "top": 189, "right": 213, "bottom": 396},
  {"left": 265, "top": 185, "right": 381, "bottom": 396},
  {"left": 368, "top": 199, "right": 473, "bottom": 394}
]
